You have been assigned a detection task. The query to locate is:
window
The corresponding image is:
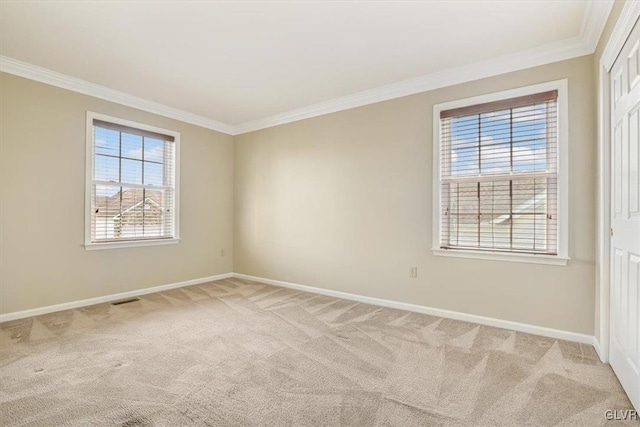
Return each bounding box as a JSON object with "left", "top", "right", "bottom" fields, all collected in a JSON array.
[
  {"left": 85, "top": 112, "right": 180, "bottom": 249},
  {"left": 432, "top": 80, "right": 568, "bottom": 265}
]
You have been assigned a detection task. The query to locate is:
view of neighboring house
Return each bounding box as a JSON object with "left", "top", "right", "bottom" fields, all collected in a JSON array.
[
  {"left": 443, "top": 179, "right": 552, "bottom": 253},
  {"left": 93, "top": 188, "right": 166, "bottom": 241}
]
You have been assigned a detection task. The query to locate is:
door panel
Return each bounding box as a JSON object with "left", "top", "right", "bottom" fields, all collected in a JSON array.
[
  {"left": 629, "top": 253, "right": 639, "bottom": 368},
  {"left": 610, "top": 17, "right": 640, "bottom": 412},
  {"left": 615, "top": 121, "right": 624, "bottom": 216}
]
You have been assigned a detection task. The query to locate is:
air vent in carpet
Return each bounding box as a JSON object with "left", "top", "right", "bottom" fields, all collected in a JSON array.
[{"left": 111, "top": 298, "right": 140, "bottom": 306}]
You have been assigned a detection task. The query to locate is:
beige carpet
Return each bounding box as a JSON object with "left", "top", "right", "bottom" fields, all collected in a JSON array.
[{"left": 0, "top": 278, "right": 636, "bottom": 426}]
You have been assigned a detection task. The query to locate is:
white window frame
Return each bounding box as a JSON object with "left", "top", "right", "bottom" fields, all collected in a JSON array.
[
  {"left": 84, "top": 111, "right": 181, "bottom": 250},
  {"left": 431, "top": 79, "right": 569, "bottom": 266}
]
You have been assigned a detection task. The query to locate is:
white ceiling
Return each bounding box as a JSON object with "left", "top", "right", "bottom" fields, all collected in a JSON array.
[{"left": 0, "top": 1, "right": 610, "bottom": 133}]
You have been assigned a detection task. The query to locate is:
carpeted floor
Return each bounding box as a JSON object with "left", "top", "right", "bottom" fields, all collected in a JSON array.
[{"left": 0, "top": 278, "right": 636, "bottom": 426}]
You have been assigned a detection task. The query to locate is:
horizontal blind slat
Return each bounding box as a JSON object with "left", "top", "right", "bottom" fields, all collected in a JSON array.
[
  {"left": 91, "top": 121, "right": 176, "bottom": 243},
  {"left": 94, "top": 119, "right": 175, "bottom": 142},
  {"left": 439, "top": 95, "right": 558, "bottom": 255},
  {"left": 440, "top": 90, "right": 558, "bottom": 119}
]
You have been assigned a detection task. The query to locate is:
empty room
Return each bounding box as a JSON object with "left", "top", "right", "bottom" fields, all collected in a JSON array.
[{"left": 1, "top": 0, "right": 640, "bottom": 425}]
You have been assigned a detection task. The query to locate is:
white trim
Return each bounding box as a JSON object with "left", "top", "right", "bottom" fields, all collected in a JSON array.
[
  {"left": 582, "top": 0, "right": 616, "bottom": 53},
  {"left": 84, "top": 238, "right": 181, "bottom": 251},
  {"left": 593, "top": 336, "right": 605, "bottom": 362},
  {"left": 0, "top": 56, "right": 235, "bottom": 135},
  {"left": 0, "top": 2, "right": 612, "bottom": 136},
  {"left": 601, "top": 1, "right": 640, "bottom": 72},
  {"left": 0, "top": 273, "right": 233, "bottom": 323},
  {"left": 431, "top": 79, "right": 569, "bottom": 265},
  {"left": 597, "top": 60, "right": 613, "bottom": 363},
  {"left": 596, "top": 0, "right": 640, "bottom": 365},
  {"left": 84, "top": 111, "right": 181, "bottom": 250},
  {"left": 0, "top": 270, "right": 595, "bottom": 345},
  {"left": 84, "top": 112, "right": 93, "bottom": 248},
  {"left": 431, "top": 248, "right": 569, "bottom": 266},
  {"left": 234, "top": 1, "right": 612, "bottom": 135},
  {"left": 235, "top": 39, "right": 587, "bottom": 134},
  {"left": 234, "top": 273, "right": 594, "bottom": 345}
]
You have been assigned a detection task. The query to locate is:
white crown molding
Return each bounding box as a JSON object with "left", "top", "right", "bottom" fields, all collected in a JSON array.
[
  {"left": 601, "top": 0, "right": 640, "bottom": 71},
  {"left": 582, "top": 0, "right": 615, "bottom": 53},
  {"left": 235, "top": 37, "right": 589, "bottom": 134},
  {"left": 1, "top": 1, "right": 613, "bottom": 136},
  {"left": 234, "top": 0, "right": 614, "bottom": 135},
  {"left": 0, "top": 56, "right": 235, "bottom": 135}
]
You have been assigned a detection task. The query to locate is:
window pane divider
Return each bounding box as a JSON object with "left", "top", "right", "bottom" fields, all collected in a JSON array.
[
  {"left": 441, "top": 171, "right": 555, "bottom": 184},
  {"left": 92, "top": 180, "right": 173, "bottom": 191},
  {"left": 85, "top": 111, "right": 180, "bottom": 250},
  {"left": 432, "top": 80, "right": 568, "bottom": 265}
]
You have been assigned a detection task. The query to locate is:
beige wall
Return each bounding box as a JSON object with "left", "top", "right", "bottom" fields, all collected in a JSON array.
[
  {"left": 0, "top": 73, "right": 234, "bottom": 315},
  {"left": 235, "top": 55, "right": 597, "bottom": 335},
  {"left": 0, "top": 39, "right": 606, "bottom": 335}
]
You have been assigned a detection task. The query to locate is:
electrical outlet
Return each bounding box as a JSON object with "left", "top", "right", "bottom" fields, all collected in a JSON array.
[{"left": 410, "top": 266, "right": 417, "bottom": 278}]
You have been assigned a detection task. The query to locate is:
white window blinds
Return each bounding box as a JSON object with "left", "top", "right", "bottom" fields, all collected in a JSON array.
[
  {"left": 438, "top": 90, "right": 558, "bottom": 255},
  {"left": 90, "top": 118, "right": 177, "bottom": 244}
]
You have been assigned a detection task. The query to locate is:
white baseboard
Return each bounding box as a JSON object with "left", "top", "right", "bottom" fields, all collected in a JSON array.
[
  {"left": 0, "top": 273, "right": 233, "bottom": 323},
  {"left": 234, "top": 273, "right": 595, "bottom": 346},
  {"left": 0, "top": 271, "right": 597, "bottom": 348}
]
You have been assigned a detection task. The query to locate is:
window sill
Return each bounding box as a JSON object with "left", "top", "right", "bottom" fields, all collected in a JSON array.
[
  {"left": 84, "top": 238, "right": 181, "bottom": 251},
  {"left": 431, "top": 248, "right": 569, "bottom": 266}
]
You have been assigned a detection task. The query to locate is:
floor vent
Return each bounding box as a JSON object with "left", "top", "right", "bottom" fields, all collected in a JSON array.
[{"left": 111, "top": 298, "right": 140, "bottom": 306}]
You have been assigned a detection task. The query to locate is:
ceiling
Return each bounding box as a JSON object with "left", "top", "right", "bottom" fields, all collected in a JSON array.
[{"left": 0, "top": 1, "right": 611, "bottom": 134}]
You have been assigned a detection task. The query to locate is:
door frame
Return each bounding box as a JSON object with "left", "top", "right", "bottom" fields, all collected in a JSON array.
[{"left": 597, "top": 1, "right": 640, "bottom": 363}]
